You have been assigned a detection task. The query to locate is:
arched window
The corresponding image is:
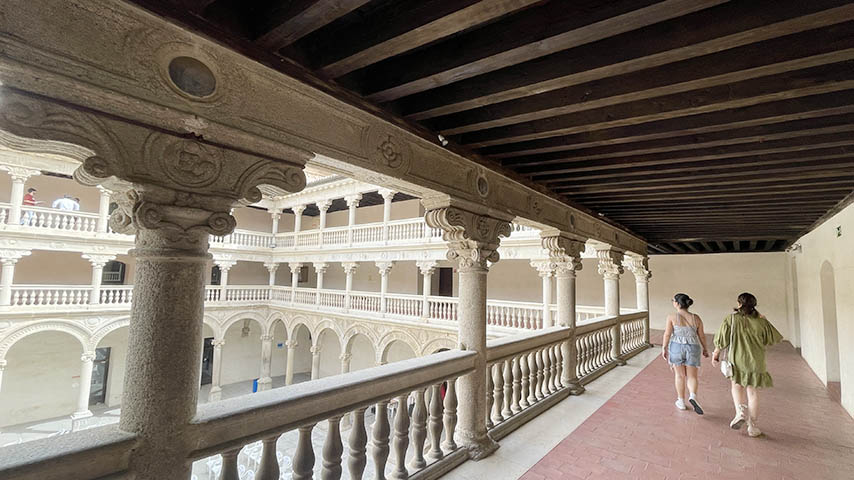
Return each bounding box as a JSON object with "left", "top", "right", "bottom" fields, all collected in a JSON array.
[{"left": 102, "top": 260, "right": 126, "bottom": 285}]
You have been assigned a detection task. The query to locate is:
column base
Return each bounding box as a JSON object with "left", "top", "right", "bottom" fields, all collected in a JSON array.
[
  {"left": 71, "top": 409, "right": 93, "bottom": 420},
  {"left": 258, "top": 377, "right": 272, "bottom": 391},
  {"left": 567, "top": 382, "right": 586, "bottom": 396},
  {"left": 615, "top": 358, "right": 628, "bottom": 366},
  {"left": 209, "top": 387, "right": 222, "bottom": 402},
  {"left": 459, "top": 431, "right": 499, "bottom": 461}
]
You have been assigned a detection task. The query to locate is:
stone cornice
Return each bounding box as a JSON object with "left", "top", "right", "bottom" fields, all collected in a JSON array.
[{"left": 0, "top": 0, "right": 646, "bottom": 255}]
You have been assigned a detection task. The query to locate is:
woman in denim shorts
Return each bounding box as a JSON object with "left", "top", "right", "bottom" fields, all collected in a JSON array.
[{"left": 662, "top": 293, "right": 710, "bottom": 414}]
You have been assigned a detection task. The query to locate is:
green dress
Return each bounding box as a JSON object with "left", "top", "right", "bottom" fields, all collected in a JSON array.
[{"left": 714, "top": 313, "right": 783, "bottom": 388}]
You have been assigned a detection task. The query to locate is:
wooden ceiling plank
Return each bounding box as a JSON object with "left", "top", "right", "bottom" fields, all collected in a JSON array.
[
  {"left": 457, "top": 66, "right": 854, "bottom": 148},
  {"left": 478, "top": 96, "right": 854, "bottom": 158},
  {"left": 255, "top": 0, "right": 372, "bottom": 50},
  {"left": 430, "top": 31, "right": 854, "bottom": 134},
  {"left": 354, "top": 0, "right": 725, "bottom": 102},
  {"left": 396, "top": 1, "right": 854, "bottom": 120},
  {"left": 570, "top": 180, "right": 854, "bottom": 202},
  {"left": 318, "top": 0, "right": 543, "bottom": 78}
]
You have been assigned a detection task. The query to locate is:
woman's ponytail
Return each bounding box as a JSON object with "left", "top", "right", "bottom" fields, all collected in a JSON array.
[{"left": 734, "top": 292, "right": 758, "bottom": 317}]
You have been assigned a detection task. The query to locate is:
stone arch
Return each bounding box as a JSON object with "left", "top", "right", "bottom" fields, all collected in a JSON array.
[
  {"left": 0, "top": 320, "right": 90, "bottom": 360},
  {"left": 378, "top": 331, "right": 420, "bottom": 364},
  {"left": 342, "top": 325, "right": 379, "bottom": 355},
  {"left": 265, "top": 313, "right": 287, "bottom": 337},
  {"left": 311, "top": 319, "right": 343, "bottom": 347},
  {"left": 421, "top": 337, "right": 457, "bottom": 356},
  {"left": 221, "top": 310, "right": 267, "bottom": 335},
  {"left": 820, "top": 261, "right": 841, "bottom": 386},
  {"left": 90, "top": 318, "right": 131, "bottom": 348}
]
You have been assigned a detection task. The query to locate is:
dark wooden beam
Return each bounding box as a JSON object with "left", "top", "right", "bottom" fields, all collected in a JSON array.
[
  {"left": 345, "top": 0, "right": 724, "bottom": 101},
  {"left": 570, "top": 180, "right": 854, "bottom": 202},
  {"left": 254, "top": 0, "right": 372, "bottom": 50}
]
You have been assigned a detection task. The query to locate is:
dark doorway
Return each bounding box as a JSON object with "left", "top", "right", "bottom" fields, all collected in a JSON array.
[
  {"left": 438, "top": 267, "right": 453, "bottom": 297},
  {"left": 102, "top": 261, "right": 126, "bottom": 285},
  {"left": 200, "top": 337, "right": 214, "bottom": 385},
  {"left": 88, "top": 347, "right": 111, "bottom": 406},
  {"left": 210, "top": 266, "right": 222, "bottom": 286}
]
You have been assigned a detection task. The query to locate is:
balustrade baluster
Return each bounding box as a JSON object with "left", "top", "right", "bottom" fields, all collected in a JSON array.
[
  {"left": 293, "top": 424, "right": 316, "bottom": 480},
  {"left": 519, "top": 353, "right": 530, "bottom": 409},
  {"left": 492, "top": 362, "right": 504, "bottom": 425},
  {"left": 321, "top": 416, "right": 343, "bottom": 480},
  {"left": 553, "top": 344, "right": 562, "bottom": 391},
  {"left": 485, "top": 364, "right": 495, "bottom": 429},
  {"left": 441, "top": 379, "right": 457, "bottom": 451},
  {"left": 502, "top": 359, "right": 513, "bottom": 419},
  {"left": 548, "top": 345, "right": 558, "bottom": 393},
  {"left": 535, "top": 349, "right": 545, "bottom": 401},
  {"left": 541, "top": 347, "right": 551, "bottom": 396},
  {"left": 372, "top": 400, "right": 391, "bottom": 480},
  {"left": 390, "top": 394, "right": 410, "bottom": 480},
  {"left": 511, "top": 356, "right": 522, "bottom": 413},
  {"left": 409, "top": 388, "right": 427, "bottom": 470},
  {"left": 427, "top": 384, "right": 443, "bottom": 461},
  {"left": 349, "top": 408, "right": 369, "bottom": 480},
  {"left": 11, "top": 291, "right": 18, "bottom": 305},
  {"left": 220, "top": 447, "right": 242, "bottom": 480},
  {"left": 257, "top": 435, "right": 280, "bottom": 480},
  {"left": 527, "top": 352, "right": 537, "bottom": 404}
]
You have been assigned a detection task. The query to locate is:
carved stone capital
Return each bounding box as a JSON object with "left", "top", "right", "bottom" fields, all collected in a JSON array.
[
  {"left": 313, "top": 262, "right": 329, "bottom": 275},
  {"left": 344, "top": 194, "right": 363, "bottom": 208},
  {"left": 416, "top": 260, "right": 439, "bottom": 276},
  {"left": 264, "top": 262, "right": 279, "bottom": 273},
  {"left": 289, "top": 262, "right": 303, "bottom": 274},
  {"left": 292, "top": 205, "right": 306, "bottom": 216},
  {"left": 82, "top": 254, "right": 116, "bottom": 268},
  {"left": 213, "top": 256, "right": 236, "bottom": 271},
  {"left": 378, "top": 188, "right": 397, "bottom": 202},
  {"left": 310, "top": 345, "right": 321, "bottom": 355},
  {"left": 625, "top": 255, "right": 652, "bottom": 282},
  {"left": 341, "top": 262, "right": 359, "bottom": 275},
  {"left": 596, "top": 247, "right": 625, "bottom": 280},
  {"left": 541, "top": 233, "right": 585, "bottom": 275},
  {"left": 424, "top": 207, "right": 511, "bottom": 272},
  {"left": 96, "top": 185, "right": 113, "bottom": 197},
  {"left": 285, "top": 340, "right": 298, "bottom": 349},
  {"left": 0, "top": 90, "right": 307, "bottom": 249},
  {"left": 212, "top": 339, "right": 225, "bottom": 348},
  {"left": 339, "top": 353, "right": 352, "bottom": 363},
  {"left": 81, "top": 352, "right": 97, "bottom": 363},
  {"left": 0, "top": 166, "right": 41, "bottom": 183},
  {"left": 260, "top": 334, "right": 274, "bottom": 342},
  {"left": 316, "top": 199, "right": 333, "bottom": 212},
  {"left": 530, "top": 260, "right": 557, "bottom": 278},
  {"left": 375, "top": 261, "right": 395, "bottom": 276},
  {"left": 269, "top": 212, "right": 281, "bottom": 221},
  {"left": 0, "top": 249, "right": 31, "bottom": 265}
]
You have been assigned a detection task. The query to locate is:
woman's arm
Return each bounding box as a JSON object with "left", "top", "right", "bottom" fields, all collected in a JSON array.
[
  {"left": 661, "top": 315, "right": 673, "bottom": 361},
  {"left": 696, "top": 316, "right": 710, "bottom": 357}
]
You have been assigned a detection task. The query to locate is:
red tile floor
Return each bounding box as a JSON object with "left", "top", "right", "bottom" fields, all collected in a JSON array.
[{"left": 521, "top": 341, "right": 854, "bottom": 480}]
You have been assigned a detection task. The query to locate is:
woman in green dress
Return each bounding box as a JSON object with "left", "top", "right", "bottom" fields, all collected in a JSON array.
[{"left": 712, "top": 292, "right": 783, "bottom": 437}]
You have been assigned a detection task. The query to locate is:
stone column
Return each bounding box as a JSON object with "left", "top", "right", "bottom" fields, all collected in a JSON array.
[
  {"left": 83, "top": 254, "right": 115, "bottom": 305},
  {"left": 1, "top": 166, "right": 40, "bottom": 225},
  {"left": 531, "top": 261, "right": 555, "bottom": 328},
  {"left": 417, "top": 261, "right": 438, "bottom": 319},
  {"left": 269, "top": 210, "right": 281, "bottom": 247},
  {"left": 627, "top": 255, "right": 652, "bottom": 346},
  {"left": 314, "top": 262, "right": 328, "bottom": 305},
  {"left": 542, "top": 233, "right": 586, "bottom": 395},
  {"left": 425, "top": 206, "right": 511, "bottom": 460},
  {"left": 317, "top": 199, "right": 332, "bottom": 247},
  {"left": 342, "top": 262, "right": 358, "bottom": 310},
  {"left": 345, "top": 194, "right": 362, "bottom": 245},
  {"left": 340, "top": 352, "right": 352, "bottom": 374},
  {"left": 285, "top": 340, "right": 297, "bottom": 386},
  {"left": 264, "top": 262, "right": 279, "bottom": 286},
  {"left": 0, "top": 249, "right": 30, "bottom": 306},
  {"left": 0, "top": 90, "right": 307, "bottom": 480},
  {"left": 376, "top": 261, "right": 394, "bottom": 314},
  {"left": 290, "top": 262, "right": 303, "bottom": 303},
  {"left": 292, "top": 205, "right": 306, "bottom": 249},
  {"left": 72, "top": 351, "right": 96, "bottom": 420},
  {"left": 379, "top": 188, "right": 396, "bottom": 243},
  {"left": 258, "top": 334, "right": 274, "bottom": 391},
  {"left": 597, "top": 247, "right": 625, "bottom": 365},
  {"left": 96, "top": 186, "right": 112, "bottom": 233},
  {"left": 310, "top": 345, "right": 322, "bottom": 380},
  {"left": 209, "top": 339, "right": 225, "bottom": 401},
  {"left": 215, "top": 259, "right": 235, "bottom": 301}
]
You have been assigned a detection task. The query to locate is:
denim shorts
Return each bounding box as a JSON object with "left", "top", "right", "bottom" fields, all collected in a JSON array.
[{"left": 668, "top": 341, "right": 701, "bottom": 367}]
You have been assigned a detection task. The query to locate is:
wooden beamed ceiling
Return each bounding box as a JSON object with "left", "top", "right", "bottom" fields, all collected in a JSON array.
[{"left": 130, "top": 0, "right": 854, "bottom": 254}]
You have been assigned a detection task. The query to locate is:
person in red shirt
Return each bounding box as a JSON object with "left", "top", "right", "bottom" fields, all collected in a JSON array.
[{"left": 21, "top": 187, "right": 39, "bottom": 225}]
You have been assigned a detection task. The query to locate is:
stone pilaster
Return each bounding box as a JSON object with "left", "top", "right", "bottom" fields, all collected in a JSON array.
[{"left": 425, "top": 206, "right": 511, "bottom": 460}]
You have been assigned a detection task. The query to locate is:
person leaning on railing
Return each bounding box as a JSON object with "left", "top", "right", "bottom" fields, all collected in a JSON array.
[{"left": 712, "top": 292, "right": 783, "bottom": 438}]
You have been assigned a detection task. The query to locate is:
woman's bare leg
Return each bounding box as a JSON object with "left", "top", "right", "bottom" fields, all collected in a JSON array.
[
  {"left": 746, "top": 386, "right": 760, "bottom": 420},
  {"left": 674, "top": 366, "right": 687, "bottom": 399},
  {"left": 731, "top": 382, "right": 747, "bottom": 410},
  {"left": 686, "top": 366, "right": 699, "bottom": 397}
]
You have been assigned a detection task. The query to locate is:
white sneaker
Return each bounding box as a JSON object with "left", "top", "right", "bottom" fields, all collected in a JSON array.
[
  {"left": 675, "top": 398, "right": 688, "bottom": 410},
  {"left": 730, "top": 404, "right": 747, "bottom": 430},
  {"left": 747, "top": 418, "right": 762, "bottom": 437}
]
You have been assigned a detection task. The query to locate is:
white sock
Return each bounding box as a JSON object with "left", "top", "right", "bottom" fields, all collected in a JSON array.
[{"left": 689, "top": 393, "right": 696, "bottom": 400}]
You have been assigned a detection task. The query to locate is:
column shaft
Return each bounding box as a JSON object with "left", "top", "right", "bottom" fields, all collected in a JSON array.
[
  {"left": 259, "top": 336, "right": 273, "bottom": 391},
  {"left": 97, "top": 187, "right": 111, "bottom": 233},
  {"left": 209, "top": 341, "right": 224, "bottom": 401},
  {"left": 8, "top": 179, "right": 24, "bottom": 225},
  {"left": 285, "top": 341, "right": 296, "bottom": 385},
  {"left": 310, "top": 348, "right": 321, "bottom": 380},
  {"left": 0, "top": 262, "right": 16, "bottom": 306},
  {"left": 72, "top": 353, "right": 95, "bottom": 419}
]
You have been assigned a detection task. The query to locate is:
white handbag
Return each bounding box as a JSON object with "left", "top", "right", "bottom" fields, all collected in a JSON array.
[{"left": 719, "top": 313, "right": 736, "bottom": 378}]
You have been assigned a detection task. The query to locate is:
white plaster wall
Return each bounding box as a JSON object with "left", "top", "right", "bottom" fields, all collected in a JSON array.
[
  {"left": 98, "top": 327, "right": 129, "bottom": 407},
  {"left": 15, "top": 250, "right": 92, "bottom": 285},
  {"left": 220, "top": 321, "right": 263, "bottom": 385},
  {"left": 647, "top": 253, "right": 789, "bottom": 337},
  {"left": 791, "top": 201, "right": 854, "bottom": 416},
  {"left": 233, "top": 206, "right": 273, "bottom": 233},
  {"left": 228, "top": 261, "right": 269, "bottom": 285},
  {"left": 291, "top": 324, "right": 312, "bottom": 375},
  {"left": 385, "top": 341, "right": 417, "bottom": 364},
  {"left": 318, "top": 332, "right": 341, "bottom": 378},
  {"left": 0, "top": 331, "right": 82, "bottom": 426},
  {"left": 270, "top": 322, "right": 288, "bottom": 379},
  {"left": 349, "top": 335, "right": 376, "bottom": 371},
  {"left": 308, "top": 198, "right": 423, "bottom": 229}
]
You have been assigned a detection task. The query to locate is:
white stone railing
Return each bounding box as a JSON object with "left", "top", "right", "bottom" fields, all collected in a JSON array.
[
  {"left": 189, "top": 349, "right": 476, "bottom": 480},
  {"left": 574, "top": 312, "right": 649, "bottom": 384},
  {"left": 10, "top": 285, "right": 92, "bottom": 306},
  {"left": 100, "top": 285, "right": 133, "bottom": 305},
  {"left": 14, "top": 205, "right": 100, "bottom": 233},
  {"left": 619, "top": 311, "right": 649, "bottom": 356}
]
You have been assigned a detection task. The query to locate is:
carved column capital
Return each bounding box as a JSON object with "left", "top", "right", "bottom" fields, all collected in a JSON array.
[
  {"left": 596, "top": 247, "right": 625, "bottom": 280},
  {"left": 541, "top": 233, "right": 585, "bottom": 275},
  {"left": 81, "top": 352, "right": 96, "bottom": 363},
  {"left": 625, "top": 255, "right": 652, "bottom": 282},
  {"left": 416, "top": 260, "right": 439, "bottom": 276},
  {"left": 285, "top": 340, "right": 298, "bottom": 349},
  {"left": 213, "top": 258, "right": 236, "bottom": 271},
  {"left": 378, "top": 188, "right": 397, "bottom": 201},
  {"left": 316, "top": 199, "right": 332, "bottom": 212},
  {"left": 212, "top": 339, "right": 226, "bottom": 349},
  {"left": 425, "top": 207, "right": 511, "bottom": 272},
  {"left": 341, "top": 262, "right": 359, "bottom": 275},
  {"left": 264, "top": 262, "right": 279, "bottom": 273},
  {"left": 375, "top": 261, "right": 395, "bottom": 276},
  {"left": 260, "top": 334, "right": 274, "bottom": 342},
  {"left": 269, "top": 211, "right": 282, "bottom": 221},
  {"left": 530, "top": 260, "right": 557, "bottom": 278},
  {"left": 310, "top": 345, "right": 321, "bottom": 355},
  {"left": 344, "top": 194, "right": 363, "bottom": 207},
  {"left": 292, "top": 204, "right": 307, "bottom": 216},
  {"left": 0, "top": 249, "right": 31, "bottom": 265},
  {"left": 0, "top": 165, "right": 41, "bottom": 183},
  {"left": 314, "top": 262, "right": 329, "bottom": 275},
  {"left": 82, "top": 253, "right": 116, "bottom": 268},
  {"left": 289, "top": 262, "right": 303, "bottom": 274},
  {"left": 96, "top": 185, "right": 114, "bottom": 197},
  {"left": 339, "top": 352, "right": 352, "bottom": 363}
]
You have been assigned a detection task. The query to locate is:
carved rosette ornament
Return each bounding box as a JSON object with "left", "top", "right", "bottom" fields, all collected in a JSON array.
[
  {"left": 424, "top": 207, "right": 511, "bottom": 272},
  {"left": 541, "top": 234, "right": 585, "bottom": 276},
  {"left": 596, "top": 248, "right": 625, "bottom": 280}
]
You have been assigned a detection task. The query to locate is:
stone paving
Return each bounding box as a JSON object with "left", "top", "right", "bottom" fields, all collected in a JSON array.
[{"left": 521, "top": 342, "right": 854, "bottom": 480}]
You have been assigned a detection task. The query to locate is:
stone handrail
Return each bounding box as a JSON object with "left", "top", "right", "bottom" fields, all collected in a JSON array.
[
  {"left": 188, "top": 349, "right": 477, "bottom": 479},
  {"left": 0, "top": 424, "right": 136, "bottom": 480}
]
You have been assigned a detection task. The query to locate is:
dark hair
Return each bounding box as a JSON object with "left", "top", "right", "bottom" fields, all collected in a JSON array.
[
  {"left": 735, "top": 292, "right": 758, "bottom": 317},
  {"left": 673, "top": 293, "right": 694, "bottom": 309},
  {"left": 27, "top": 188, "right": 36, "bottom": 193}
]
